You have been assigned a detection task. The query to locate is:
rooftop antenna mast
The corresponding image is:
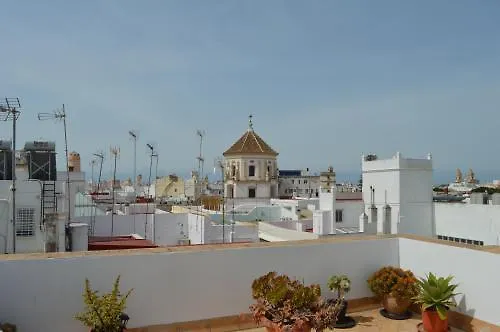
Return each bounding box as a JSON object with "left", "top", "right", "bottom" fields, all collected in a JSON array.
[
  {"left": 0, "top": 97, "right": 21, "bottom": 253},
  {"left": 128, "top": 130, "right": 138, "bottom": 193},
  {"left": 110, "top": 146, "right": 120, "bottom": 236},
  {"left": 38, "top": 105, "right": 71, "bottom": 227}
]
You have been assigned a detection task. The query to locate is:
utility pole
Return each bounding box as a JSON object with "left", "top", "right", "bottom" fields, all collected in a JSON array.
[
  {"left": 110, "top": 147, "right": 120, "bottom": 236},
  {"left": 0, "top": 98, "right": 21, "bottom": 254}
]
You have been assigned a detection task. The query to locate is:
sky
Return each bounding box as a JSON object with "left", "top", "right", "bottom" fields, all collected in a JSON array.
[{"left": 1, "top": 0, "right": 499, "bottom": 183}]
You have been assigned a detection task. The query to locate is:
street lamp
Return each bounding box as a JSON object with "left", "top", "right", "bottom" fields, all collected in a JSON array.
[
  {"left": 128, "top": 130, "right": 138, "bottom": 193},
  {"left": 110, "top": 147, "right": 120, "bottom": 236},
  {"left": 214, "top": 157, "right": 225, "bottom": 243},
  {"left": 0, "top": 97, "right": 21, "bottom": 253}
]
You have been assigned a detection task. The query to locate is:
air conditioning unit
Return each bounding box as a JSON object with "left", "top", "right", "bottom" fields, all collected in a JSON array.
[{"left": 178, "top": 239, "right": 191, "bottom": 246}]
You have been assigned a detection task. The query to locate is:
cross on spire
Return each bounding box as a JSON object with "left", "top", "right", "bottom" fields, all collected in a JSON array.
[{"left": 248, "top": 114, "right": 254, "bottom": 131}]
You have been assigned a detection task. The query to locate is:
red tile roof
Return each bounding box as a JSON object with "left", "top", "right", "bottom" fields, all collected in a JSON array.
[{"left": 223, "top": 129, "right": 278, "bottom": 156}]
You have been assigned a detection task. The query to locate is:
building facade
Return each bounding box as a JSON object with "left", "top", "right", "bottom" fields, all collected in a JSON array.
[
  {"left": 223, "top": 117, "right": 278, "bottom": 207},
  {"left": 361, "top": 152, "right": 434, "bottom": 237},
  {"left": 277, "top": 169, "right": 320, "bottom": 198}
]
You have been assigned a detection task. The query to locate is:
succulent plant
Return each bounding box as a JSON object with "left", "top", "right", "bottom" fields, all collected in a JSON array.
[
  {"left": 327, "top": 275, "right": 351, "bottom": 300},
  {"left": 250, "top": 272, "right": 340, "bottom": 331},
  {"left": 413, "top": 273, "right": 460, "bottom": 320}
]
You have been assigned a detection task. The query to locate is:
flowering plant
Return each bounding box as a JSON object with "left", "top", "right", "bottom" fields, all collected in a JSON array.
[{"left": 367, "top": 266, "right": 418, "bottom": 300}]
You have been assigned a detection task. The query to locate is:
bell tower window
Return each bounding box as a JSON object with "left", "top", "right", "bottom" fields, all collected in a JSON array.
[{"left": 249, "top": 165, "right": 255, "bottom": 177}]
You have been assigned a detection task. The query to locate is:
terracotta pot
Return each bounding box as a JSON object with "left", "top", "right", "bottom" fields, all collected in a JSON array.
[
  {"left": 422, "top": 309, "right": 449, "bottom": 332},
  {"left": 260, "top": 317, "right": 311, "bottom": 332},
  {"left": 382, "top": 294, "right": 411, "bottom": 315}
]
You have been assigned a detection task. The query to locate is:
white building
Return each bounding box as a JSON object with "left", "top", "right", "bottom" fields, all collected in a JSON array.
[
  {"left": 277, "top": 169, "right": 320, "bottom": 198},
  {"left": 361, "top": 152, "right": 434, "bottom": 237},
  {"left": 223, "top": 116, "right": 278, "bottom": 207},
  {"left": 0, "top": 141, "right": 86, "bottom": 254}
]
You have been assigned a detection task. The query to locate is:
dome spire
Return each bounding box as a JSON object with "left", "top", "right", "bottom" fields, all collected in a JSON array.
[{"left": 248, "top": 114, "right": 253, "bottom": 131}]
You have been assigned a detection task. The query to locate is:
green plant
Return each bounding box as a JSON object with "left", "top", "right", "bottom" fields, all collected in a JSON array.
[
  {"left": 367, "top": 266, "right": 418, "bottom": 300},
  {"left": 413, "top": 273, "right": 460, "bottom": 320},
  {"left": 327, "top": 275, "right": 351, "bottom": 300},
  {"left": 75, "top": 275, "right": 133, "bottom": 332},
  {"left": 249, "top": 272, "right": 340, "bottom": 331}
]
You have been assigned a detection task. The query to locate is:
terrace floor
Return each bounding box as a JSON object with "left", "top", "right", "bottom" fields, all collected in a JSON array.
[{"left": 241, "top": 309, "right": 465, "bottom": 332}]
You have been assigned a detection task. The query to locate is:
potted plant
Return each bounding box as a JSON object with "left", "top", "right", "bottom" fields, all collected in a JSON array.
[
  {"left": 327, "top": 275, "right": 356, "bottom": 328},
  {"left": 367, "top": 266, "right": 418, "bottom": 319},
  {"left": 75, "top": 275, "right": 133, "bottom": 332},
  {"left": 413, "top": 273, "right": 459, "bottom": 332},
  {"left": 249, "top": 271, "right": 341, "bottom": 332}
]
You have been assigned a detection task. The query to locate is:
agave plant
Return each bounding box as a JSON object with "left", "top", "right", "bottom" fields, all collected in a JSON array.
[{"left": 413, "top": 273, "right": 460, "bottom": 320}]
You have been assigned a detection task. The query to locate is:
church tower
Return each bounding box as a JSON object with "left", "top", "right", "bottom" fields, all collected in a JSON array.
[{"left": 223, "top": 116, "right": 279, "bottom": 207}]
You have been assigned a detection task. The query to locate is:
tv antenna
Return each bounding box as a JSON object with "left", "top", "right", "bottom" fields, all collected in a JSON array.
[{"left": 0, "top": 98, "right": 21, "bottom": 253}]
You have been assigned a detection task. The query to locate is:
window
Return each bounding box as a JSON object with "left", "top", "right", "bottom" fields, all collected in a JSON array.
[
  {"left": 16, "top": 208, "right": 35, "bottom": 237},
  {"left": 248, "top": 188, "right": 256, "bottom": 198},
  {"left": 304, "top": 180, "right": 308, "bottom": 184},
  {"left": 231, "top": 165, "right": 236, "bottom": 177},
  {"left": 291, "top": 180, "right": 294, "bottom": 184},
  {"left": 335, "top": 209, "right": 343, "bottom": 222},
  {"left": 249, "top": 165, "right": 255, "bottom": 177},
  {"left": 298, "top": 180, "right": 301, "bottom": 184}
]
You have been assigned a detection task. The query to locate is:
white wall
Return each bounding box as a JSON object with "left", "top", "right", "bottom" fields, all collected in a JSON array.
[
  {"left": 362, "top": 153, "right": 434, "bottom": 237},
  {"left": 76, "top": 214, "right": 190, "bottom": 246},
  {"left": 0, "top": 237, "right": 398, "bottom": 332},
  {"left": 0, "top": 180, "right": 45, "bottom": 253},
  {"left": 399, "top": 238, "right": 500, "bottom": 326},
  {"left": 336, "top": 201, "right": 363, "bottom": 229},
  {"left": 435, "top": 203, "right": 500, "bottom": 245}
]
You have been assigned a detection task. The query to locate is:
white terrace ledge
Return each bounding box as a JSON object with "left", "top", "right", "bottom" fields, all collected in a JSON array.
[{"left": 0, "top": 234, "right": 498, "bottom": 332}]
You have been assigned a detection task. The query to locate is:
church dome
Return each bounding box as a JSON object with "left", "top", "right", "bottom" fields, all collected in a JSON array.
[{"left": 223, "top": 116, "right": 278, "bottom": 157}]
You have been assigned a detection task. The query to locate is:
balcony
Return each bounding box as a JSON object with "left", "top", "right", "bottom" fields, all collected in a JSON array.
[{"left": 0, "top": 235, "right": 498, "bottom": 331}]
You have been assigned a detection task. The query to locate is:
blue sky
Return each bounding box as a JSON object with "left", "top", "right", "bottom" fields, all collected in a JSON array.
[{"left": 1, "top": 0, "right": 499, "bottom": 182}]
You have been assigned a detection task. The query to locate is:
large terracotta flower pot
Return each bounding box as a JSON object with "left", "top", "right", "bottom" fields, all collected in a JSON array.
[
  {"left": 382, "top": 294, "right": 412, "bottom": 315},
  {"left": 260, "top": 317, "right": 311, "bottom": 332},
  {"left": 422, "top": 309, "right": 449, "bottom": 332}
]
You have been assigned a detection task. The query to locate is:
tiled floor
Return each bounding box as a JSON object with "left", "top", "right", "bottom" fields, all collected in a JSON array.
[{"left": 241, "top": 309, "right": 464, "bottom": 331}]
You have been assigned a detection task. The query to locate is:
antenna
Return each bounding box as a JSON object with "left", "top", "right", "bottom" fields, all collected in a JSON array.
[
  {"left": 38, "top": 105, "right": 71, "bottom": 231},
  {"left": 109, "top": 146, "right": 120, "bottom": 236},
  {"left": 196, "top": 130, "right": 205, "bottom": 207},
  {"left": 0, "top": 98, "right": 21, "bottom": 253},
  {"left": 128, "top": 130, "right": 138, "bottom": 194}
]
